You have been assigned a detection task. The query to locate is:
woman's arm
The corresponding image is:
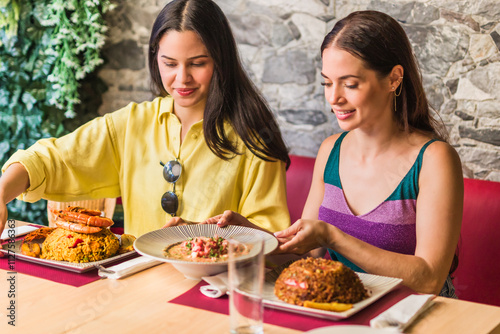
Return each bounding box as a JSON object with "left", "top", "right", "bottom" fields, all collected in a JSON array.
[
  {"left": 408, "top": 141, "right": 463, "bottom": 292},
  {"left": 0, "top": 110, "right": 125, "bottom": 236},
  {"left": 0, "top": 163, "right": 30, "bottom": 236}
]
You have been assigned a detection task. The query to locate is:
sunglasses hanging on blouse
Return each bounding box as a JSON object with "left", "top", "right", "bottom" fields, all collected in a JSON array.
[{"left": 160, "top": 159, "right": 182, "bottom": 216}]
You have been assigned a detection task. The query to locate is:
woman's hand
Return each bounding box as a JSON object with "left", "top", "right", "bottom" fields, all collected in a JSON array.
[
  {"left": 273, "top": 219, "right": 331, "bottom": 255},
  {"left": 202, "top": 210, "right": 271, "bottom": 233},
  {"left": 0, "top": 163, "right": 30, "bottom": 241},
  {"left": 202, "top": 210, "right": 255, "bottom": 227},
  {"left": 162, "top": 217, "right": 196, "bottom": 228}
]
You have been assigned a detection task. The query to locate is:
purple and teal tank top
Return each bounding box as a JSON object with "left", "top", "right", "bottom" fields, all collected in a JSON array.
[{"left": 319, "top": 131, "right": 436, "bottom": 272}]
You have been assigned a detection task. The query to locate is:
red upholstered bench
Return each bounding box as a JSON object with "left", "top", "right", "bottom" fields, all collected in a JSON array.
[
  {"left": 285, "top": 155, "right": 500, "bottom": 306},
  {"left": 286, "top": 155, "right": 315, "bottom": 223},
  {"left": 453, "top": 178, "right": 500, "bottom": 306}
]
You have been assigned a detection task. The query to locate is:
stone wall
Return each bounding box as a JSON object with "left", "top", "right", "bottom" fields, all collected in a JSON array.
[{"left": 98, "top": 0, "right": 500, "bottom": 181}]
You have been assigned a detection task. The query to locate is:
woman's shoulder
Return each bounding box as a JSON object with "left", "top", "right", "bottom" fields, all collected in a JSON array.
[
  {"left": 419, "top": 135, "right": 460, "bottom": 164},
  {"left": 310, "top": 132, "right": 345, "bottom": 173},
  {"left": 317, "top": 132, "right": 344, "bottom": 158},
  {"left": 107, "top": 96, "right": 171, "bottom": 122},
  {"left": 402, "top": 130, "right": 459, "bottom": 168},
  {"left": 419, "top": 135, "right": 463, "bottom": 183}
]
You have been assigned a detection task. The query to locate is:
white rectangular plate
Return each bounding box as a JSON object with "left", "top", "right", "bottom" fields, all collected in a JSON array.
[
  {"left": 0, "top": 236, "right": 136, "bottom": 273},
  {"left": 263, "top": 272, "right": 403, "bottom": 320}
]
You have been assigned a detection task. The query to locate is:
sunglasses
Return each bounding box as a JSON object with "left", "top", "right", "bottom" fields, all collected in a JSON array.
[{"left": 160, "top": 159, "right": 182, "bottom": 216}]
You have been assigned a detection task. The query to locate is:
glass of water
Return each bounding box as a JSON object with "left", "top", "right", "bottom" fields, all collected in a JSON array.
[{"left": 228, "top": 237, "right": 265, "bottom": 334}]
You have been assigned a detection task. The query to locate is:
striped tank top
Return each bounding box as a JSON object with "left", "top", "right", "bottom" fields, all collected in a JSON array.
[{"left": 319, "top": 132, "right": 436, "bottom": 272}]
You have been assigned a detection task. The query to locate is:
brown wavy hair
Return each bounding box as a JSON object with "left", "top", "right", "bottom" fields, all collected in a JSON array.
[
  {"left": 148, "top": 0, "right": 290, "bottom": 168},
  {"left": 321, "top": 10, "right": 448, "bottom": 141}
]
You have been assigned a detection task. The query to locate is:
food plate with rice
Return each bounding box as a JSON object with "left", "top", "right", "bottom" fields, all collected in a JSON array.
[
  {"left": 0, "top": 226, "right": 136, "bottom": 273},
  {"left": 0, "top": 231, "right": 137, "bottom": 273},
  {"left": 263, "top": 261, "right": 403, "bottom": 320}
]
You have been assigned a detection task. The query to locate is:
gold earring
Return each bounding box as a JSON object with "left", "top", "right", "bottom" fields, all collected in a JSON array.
[
  {"left": 395, "top": 77, "right": 403, "bottom": 96},
  {"left": 394, "top": 77, "right": 403, "bottom": 111}
]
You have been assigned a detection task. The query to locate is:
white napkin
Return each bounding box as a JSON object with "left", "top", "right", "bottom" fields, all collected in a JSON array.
[
  {"left": 199, "top": 259, "right": 296, "bottom": 299},
  {"left": 370, "top": 294, "right": 435, "bottom": 332},
  {"left": 97, "top": 256, "right": 162, "bottom": 279},
  {"left": 200, "top": 271, "right": 229, "bottom": 298},
  {"left": 1, "top": 225, "right": 39, "bottom": 241}
]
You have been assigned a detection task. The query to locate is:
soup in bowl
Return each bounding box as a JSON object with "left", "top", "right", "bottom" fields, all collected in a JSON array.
[{"left": 134, "top": 224, "right": 278, "bottom": 280}]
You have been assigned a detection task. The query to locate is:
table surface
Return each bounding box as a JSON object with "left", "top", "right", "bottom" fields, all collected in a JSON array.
[
  {"left": 1, "top": 260, "right": 500, "bottom": 334},
  {"left": 1, "top": 221, "right": 500, "bottom": 333}
]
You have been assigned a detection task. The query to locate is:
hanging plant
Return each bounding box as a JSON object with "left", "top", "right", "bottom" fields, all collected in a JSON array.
[
  {"left": 39, "top": 0, "right": 113, "bottom": 117},
  {"left": 0, "top": 0, "right": 114, "bottom": 224}
]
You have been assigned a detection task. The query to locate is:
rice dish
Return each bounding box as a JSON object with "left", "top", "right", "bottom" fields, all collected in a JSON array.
[
  {"left": 41, "top": 227, "right": 120, "bottom": 263},
  {"left": 274, "top": 257, "right": 369, "bottom": 306}
]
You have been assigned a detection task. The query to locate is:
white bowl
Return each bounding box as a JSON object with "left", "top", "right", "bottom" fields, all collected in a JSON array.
[{"left": 134, "top": 224, "right": 278, "bottom": 280}]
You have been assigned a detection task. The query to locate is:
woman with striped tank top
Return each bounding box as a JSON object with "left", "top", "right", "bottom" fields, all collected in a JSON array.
[
  {"left": 272, "top": 11, "right": 463, "bottom": 297},
  {"left": 212, "top": 11, "right": 463, "bottom": 297}
]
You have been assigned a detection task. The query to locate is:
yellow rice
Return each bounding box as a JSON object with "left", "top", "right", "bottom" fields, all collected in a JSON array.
[{"left": 41, "top": 227, "right": 119, "bottom": 263}]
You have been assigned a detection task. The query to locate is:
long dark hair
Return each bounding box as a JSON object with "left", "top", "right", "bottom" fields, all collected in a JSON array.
[
  {"left": 149, "top": 0, "right": 290, "bottom": 168},
  {"left": 321, "top": 10, "right": 447, "bottom": 141}
]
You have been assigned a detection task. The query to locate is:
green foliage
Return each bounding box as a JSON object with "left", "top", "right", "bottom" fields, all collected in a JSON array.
[{"left": 0, "top": 0, "right": 113, "bottom": 224}]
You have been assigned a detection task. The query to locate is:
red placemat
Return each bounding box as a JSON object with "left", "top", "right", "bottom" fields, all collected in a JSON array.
[
  {"left": 169, "top": 281, "right": 415, "bottom": 332},
  {"left": 0, "top": 256, "right": 101, "bottom": 287},
  {"left": 0, "top": 252, "right": 141, "bottom": 287}
]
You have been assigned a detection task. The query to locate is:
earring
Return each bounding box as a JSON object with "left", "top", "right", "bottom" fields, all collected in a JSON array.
[
  {"left": 394, "top": 78, "right": 403, "bottom": 96},
  {"left": 394, "top": 77, "right": 403, "bottom": 111}
]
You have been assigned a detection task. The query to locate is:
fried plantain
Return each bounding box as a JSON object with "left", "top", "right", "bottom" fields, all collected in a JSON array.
[
  {"left": 20, "top": 242, "right": 42, "bottom": 258},
  {"left": 303, "top": 300, "right": 353, "bottom": 312}
]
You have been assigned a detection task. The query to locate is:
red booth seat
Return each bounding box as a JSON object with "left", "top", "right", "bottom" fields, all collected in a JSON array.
[
  {"left": 286, "top": 155, "right": 315, "bottom": 223},
  {"left": 285, "top": 154, "right": 500, "bottom": 306},
  {"left": 453, "top": 178, "right": 500, "bottom": 306}
]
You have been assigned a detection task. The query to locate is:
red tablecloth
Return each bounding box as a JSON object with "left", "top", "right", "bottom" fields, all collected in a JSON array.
[
  {"left": 0, "top": 256, "right": 102, "bottom": 287},
  {"left": 169, "top": 281, "right": 415, "bottom": 332}
]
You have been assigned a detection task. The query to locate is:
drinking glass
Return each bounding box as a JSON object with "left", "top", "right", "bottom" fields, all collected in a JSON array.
[{"left": 228, "top": 238, "right": 265, "bottom": 334}]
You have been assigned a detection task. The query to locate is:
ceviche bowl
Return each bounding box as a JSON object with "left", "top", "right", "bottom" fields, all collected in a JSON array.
[{"left": 134, "top": 224, "right": 278, "bottom": 280}]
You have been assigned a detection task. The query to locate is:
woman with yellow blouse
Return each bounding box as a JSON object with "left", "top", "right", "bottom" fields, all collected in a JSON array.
[{"left": 0, "top": 0, "right": 290, "bottom": 238}]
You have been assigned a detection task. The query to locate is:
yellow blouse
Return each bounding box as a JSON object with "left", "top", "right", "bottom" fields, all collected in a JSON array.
[{"left": 2, "top": 97, "right": 290, "bottom": 237}]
